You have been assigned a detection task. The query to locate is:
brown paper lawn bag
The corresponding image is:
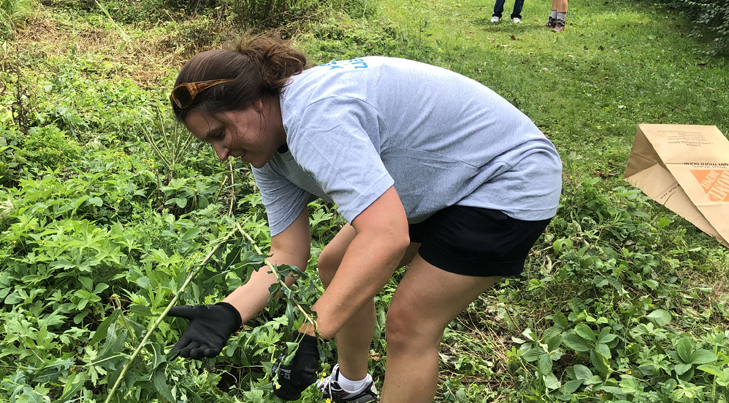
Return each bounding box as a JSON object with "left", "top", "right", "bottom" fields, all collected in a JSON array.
[{"left": 624, "top": 124, "right": 729, "bottom": 248}]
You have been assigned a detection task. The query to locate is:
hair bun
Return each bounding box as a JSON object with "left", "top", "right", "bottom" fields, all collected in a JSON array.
[{"left": 235, "top": 34, "right": 308, "bottom": 91}]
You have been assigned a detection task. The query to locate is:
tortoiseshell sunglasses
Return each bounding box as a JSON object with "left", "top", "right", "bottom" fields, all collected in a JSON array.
[{"left": 169, "top": 79, "right": 234, "bottom": 109}]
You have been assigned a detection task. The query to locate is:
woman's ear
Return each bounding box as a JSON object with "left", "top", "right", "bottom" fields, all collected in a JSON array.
[{"left": 253, "top": 98, "right": 264, "bottom": 113}]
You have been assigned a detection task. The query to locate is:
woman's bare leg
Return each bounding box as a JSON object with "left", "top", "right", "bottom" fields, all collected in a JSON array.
[
  {"left": 318, "top": 224, "right": 420, "bottom": 381},
  {"left": 380, "top": 255, "right": 500, "bottom": 403}
]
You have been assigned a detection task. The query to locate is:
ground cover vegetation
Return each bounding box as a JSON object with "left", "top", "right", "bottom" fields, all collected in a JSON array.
[{"left": 0, "top": 0, "right": 728, "bottom": 402}]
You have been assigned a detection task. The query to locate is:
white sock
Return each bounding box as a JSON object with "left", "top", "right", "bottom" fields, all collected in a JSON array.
[
  {"left": 337, "top": 372, "right": 371, "bottom": 393},
  {"left": 557, "top": 12, "right": 566, "bottom": 20},
  {"left": 550, "top": 10, "right": 557, "bottom": 18}
]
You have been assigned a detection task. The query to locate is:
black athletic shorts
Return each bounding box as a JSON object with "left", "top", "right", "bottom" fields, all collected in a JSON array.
[{"left": 408, "top": 205, "right": 551, "bottom": 277}]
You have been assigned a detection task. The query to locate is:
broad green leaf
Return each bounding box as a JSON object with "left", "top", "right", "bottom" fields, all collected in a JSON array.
[
  {"left": 551, "top": 312, "right": 569, "bottom": 330},
  {"left": 676, "top": 338, "right": 693, "bottom": 363},
  {"left": 153, "top": 369, "right": 175, "bottom": 402},
  {"left": 646, "top": 309, "right": 671, "bottom": 327},
  {"left": 94, "top": 283, "right": 109, "bottom": 293},
  {"left": 522, "top": 346, "right": 540, "bottom": 362},
  {"left": 546, "top": 334, "right": 563, "bottom": 352},
  {"left": 148, "top": 343, "right": 168, "bottom": 370},
  {"left": 71, "top": 195, "right": 89, "bottom": 213},
  {"left": 577, "top": 245, "right": 589, "bottom": 257},
  {"left": 563, "top": 333, "right": 591, "bottom": 352},
  {"left": 285, "top": 301, "right": 295, "bottom": 329},
  {"left": 601, "top": 386, "right": 625, "bottom": 396},
  {"left": 5, "top": 291, "right": 23, "bottom": 305},
  {"left": 562, "top": 379, "right": 583, "bottom": 395},
  {"left": 197, "top": 194, "right": 209, "bottom": 208},
  {"left": 78, "top": 276, "right": 93, "bottom": 291},
  {"left": 594, "top": 275, "right": 608, "bottom": 288},
  {"left": 619, "top": 377, "right": 641, "bottom": 394},
  {"left": 674, "top": 363, "right": 692, "bottom": 375},
  {"left": 129, "top": 304, "right": 153, "bottom": 316},
  {"left": 136, "top": 277, "right": 151, "bottom": 289},
  {"left": 590, "top": 350, "right": 610, "bottom": 375},
  {"left": 538, "top": 353, "right": 553, "bottom": 374},
  {"left": 166, "top": 197, "right": 187, "bottom": 208},
  {"left": 595, "top": 343, "right": 611, "bottom": 359},
  {"left": 597, "top": 327, "right": 617, "bottom": 344},
  {"left": 573, "top": 364, "right": 592, "bottom": 380},
  {"left": 585, "top": 375, "right": 604, "bottom": 385},
  {"left": 690, "top": 349, "right": 716, "bottom": 364},
  {"left": 575, "top": 324, "right": 595, "bottom": 342},
  {"left": 657, "top": 217, "right": 672, "bottom": 228},
  {"left": 74, "top": 289, "right": 95, "bottom": 300},
  {"left": 697, "top": 364, "right": 725, "bottom": 379},
  {"left": 543, "top": 373, "right": 561, "bottom": 390},
  {"left": 606, "top": 276, "right": 623, "bottom": 293}
]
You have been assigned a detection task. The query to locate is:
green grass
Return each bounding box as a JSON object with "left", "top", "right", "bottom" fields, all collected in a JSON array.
[{"left": 0, "top": 0, "right": 728, "bottom": 402}]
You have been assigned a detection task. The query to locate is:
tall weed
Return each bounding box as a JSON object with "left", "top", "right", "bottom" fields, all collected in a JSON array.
[{"left": 0, "top": 0, "right": 34, "bottom": 38}]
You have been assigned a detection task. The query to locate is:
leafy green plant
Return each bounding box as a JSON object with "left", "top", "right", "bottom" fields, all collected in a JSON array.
[
  {"left": 671, "top": 337, "right": 717, "bottom": 379},
  {"left": 223, "top": 0, "right": 322, "bottom": 29}
]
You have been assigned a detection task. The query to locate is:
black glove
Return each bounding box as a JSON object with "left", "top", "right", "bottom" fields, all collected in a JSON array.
[
  {"left": 167, "top": 302, "right": 241, "bottom": 360},
  {"left": 273, "top": 331, "right": 321, "bottom": 400}
]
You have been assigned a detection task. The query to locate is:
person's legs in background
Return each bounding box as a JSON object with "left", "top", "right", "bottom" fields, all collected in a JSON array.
[
  {"left": 550, "top": 0, "right": 568, "bottom": 32},
  {"left": 510, "top": 0, "right": 525, "bottom": 22},
  {"left": 491, "top": 0, "right": 506, "bottom": 22}
]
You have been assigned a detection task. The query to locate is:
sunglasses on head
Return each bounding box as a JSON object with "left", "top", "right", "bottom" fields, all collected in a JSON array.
[{"left": 169, "top": 79, "right": 234, "bottom": 109}]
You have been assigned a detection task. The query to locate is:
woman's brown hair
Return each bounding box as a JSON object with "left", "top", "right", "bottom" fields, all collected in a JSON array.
[{"left": 171, "top": 34, "right": 309, "bottom": 122}]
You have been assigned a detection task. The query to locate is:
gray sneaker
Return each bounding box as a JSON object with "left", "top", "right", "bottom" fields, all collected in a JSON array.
[{"left": 316, "top": 364, "right": 378, "bottom": 403}]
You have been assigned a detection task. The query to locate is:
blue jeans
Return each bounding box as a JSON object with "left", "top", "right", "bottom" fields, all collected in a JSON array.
[{"left": 493, "top": 0, "right": 524, "bottom": 19}]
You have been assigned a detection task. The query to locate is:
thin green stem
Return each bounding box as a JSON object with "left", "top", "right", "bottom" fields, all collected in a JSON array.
[
  {"left": 104, "top": 221, "right": 244, "bottom": 403},
  {"left": 86, "top": 353, "right": 126, "bottom": 367},
  {"left": 94, "top": 0, "right": 130, "bottom": 42}
]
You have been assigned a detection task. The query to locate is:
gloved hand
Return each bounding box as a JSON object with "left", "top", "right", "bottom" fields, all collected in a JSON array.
[
  {"left": 273, "top": 331, "right": 321, "bottom": 400},
  {"left": 167, "top": 302, "right": 241, "bottom": 360}
]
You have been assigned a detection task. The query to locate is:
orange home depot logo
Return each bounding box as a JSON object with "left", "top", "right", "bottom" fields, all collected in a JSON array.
[{"left": 691, "top": 169, "right": 729, "bottom": 202}]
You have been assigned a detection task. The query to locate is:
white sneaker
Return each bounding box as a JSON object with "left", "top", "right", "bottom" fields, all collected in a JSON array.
[
  {"left": 316, "top": 364, "right": 378, "bottom": 403},
  {"left": 490, "top": 16, "right": 500, "bottom": 23},
  {"left": 512, "top": 17, "right": 521, "bottom": 23}
]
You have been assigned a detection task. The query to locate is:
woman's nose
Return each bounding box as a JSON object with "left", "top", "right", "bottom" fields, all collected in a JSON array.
[{"left": 212, "top": 144, "right": 229, "bottom": 161}]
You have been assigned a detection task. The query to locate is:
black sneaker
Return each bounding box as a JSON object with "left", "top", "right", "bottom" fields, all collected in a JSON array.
[
  {"left": 316, "top": 364, "right": 378, "bottom": 403},
  {"left": 545, "top": 16, "right": 556, "bottom": 28},
  {"left": 552, "top": 19, "right": 565, "bottom": 32}
]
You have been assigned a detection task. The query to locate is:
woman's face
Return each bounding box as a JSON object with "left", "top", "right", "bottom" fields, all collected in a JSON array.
[{"left": 184, "top": 98, "right": 285, "bottom": 168}]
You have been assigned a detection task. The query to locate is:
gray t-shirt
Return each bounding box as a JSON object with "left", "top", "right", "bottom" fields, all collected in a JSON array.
[{"left": 252, "top": 57, "right": 562, "bottom": 236}]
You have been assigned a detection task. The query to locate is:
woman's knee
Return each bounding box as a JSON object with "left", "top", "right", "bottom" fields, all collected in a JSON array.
[{"left": 385, "top": 303, "right": 441, "bottom": 350}]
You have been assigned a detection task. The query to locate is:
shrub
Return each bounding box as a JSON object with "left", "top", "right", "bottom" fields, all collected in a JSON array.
[
  {"left": 19, "top": 125, "right": 81, "bottom": 169},
  {"left": 689, "top": 0, "right": 729, "bottom": 54},
  {"left": 652, "top": 0, "right": 729, "bottom": 54}
]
